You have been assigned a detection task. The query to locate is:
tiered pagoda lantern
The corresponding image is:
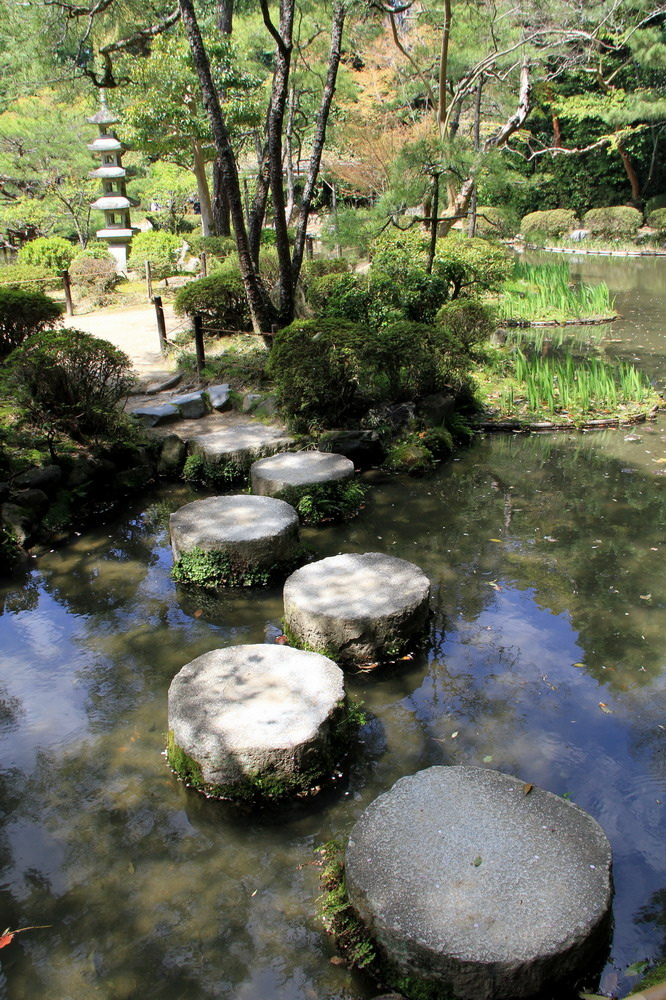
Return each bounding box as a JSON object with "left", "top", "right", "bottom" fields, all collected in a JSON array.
[{"left": 87, "top": 93, "right": 138, "bottom": 271}]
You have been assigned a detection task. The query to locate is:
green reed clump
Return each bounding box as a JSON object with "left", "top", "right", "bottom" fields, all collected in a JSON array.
[
  {"left": 500, "top": 261, "right": 615, "bottom": 324},
  {"left": 513, "top": 349, "right": 653, "bottom": 415}
]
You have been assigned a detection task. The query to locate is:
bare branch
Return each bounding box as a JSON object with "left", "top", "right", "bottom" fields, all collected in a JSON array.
[{"left": 99, "top": 7, "right": 180, "bottom": 55}]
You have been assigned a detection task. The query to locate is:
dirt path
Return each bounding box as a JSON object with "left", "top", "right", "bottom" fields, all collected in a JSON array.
[{"left": 62, "top": 302, "right": 185, "bottom": 384}]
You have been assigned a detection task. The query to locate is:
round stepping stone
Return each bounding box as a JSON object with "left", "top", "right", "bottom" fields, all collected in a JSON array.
[
  {"left": 169, "top": 495, "right": 300, "bottom": 581},
  {"left": 251, "top": 450, "right": 354, "bottom": 498},
  {"left": 345, "top": 766, "right": 613, "bottom": 1000},
  {"left": 283, "top": 552, "right": 430, "bottom": 664},
  {"left": 167, "top": 644, "right": 346, "bottom": 800}
]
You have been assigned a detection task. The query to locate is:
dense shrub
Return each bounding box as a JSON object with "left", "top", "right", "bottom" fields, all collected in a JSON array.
[
  {"left": 432, "top": 236, "right": 511, "bottom": 298},
  {"left": 0, "top": 287, "right": 62, "bottom": 360},
  {"left": 0, "top": 263, "right": 60, "bottom": 293},
  {"left": 647, "top": 207, "right": 666, "bottom": 233},
  {"left": 582, "top": 206, "right": 643, "bottom": 237},
  {"left": 72, "top": 241, "right": 113, "bottom": 261},
  {"left": 520, "top": 209, "right": 579, "bottom": 239},
  {"left": 306, "top": 271, "right": 356, "bottom": 313},
  {"left": 299, "top": 257, "right": 350, "bottom": 297},
  {"left": 268, "top": 319, "right": 371, "bottom": 431},
  {"left": 186, "top": 234, "right": 236, "bottom": 260},
  {"left": 18, "top": 236, "right": 76, "bottom": 273},
  {"left": 365, "top": 321, "right": 447, "bottom": 400},
  {"left": 370, "top": 227, "right": 426, "bottom": 277},
  {"left": 471, "top": 206, "right": 512, "bottom": 237},
  {"left": 69, "top": 256, "right": 118, "bottom": 303},
  {"left": 174, "top": 268, "right": 251, "bottom": 331},
  {"left": 435, "top": 300, "right": 496, "bottom": 354},
  {"left": 646, "top": 194, "right": 666, "bottom": 215},
  {"left": 5, "top": 328, "right": 134, "bottom": 435},
  {"left": 128, "top": 231, "right": 181, "bottom": 280},
  {"left": 319, "top": 269, "right": 449, "bottom": 327}
]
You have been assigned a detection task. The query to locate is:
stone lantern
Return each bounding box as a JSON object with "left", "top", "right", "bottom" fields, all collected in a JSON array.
[{"left": 87, "top": 92, "right": 138, "bottom": 271}]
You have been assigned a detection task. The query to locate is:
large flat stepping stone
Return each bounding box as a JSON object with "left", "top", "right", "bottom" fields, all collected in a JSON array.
[
  {"left": 251, "top": 450, "right": 354, "bottom": 498},
  {"left": 283, "top": 552, "right": 430, "bottom": 664},
  {"left": 170, "top": 495, "right": 300, "bottom": 581},
  {"left": 147, "top": 412, "right": 294, "bottom": 467},
  {"left": 346, "top": 766, "right": 613, "bottom": 1000},
  {"left": 167, "top": 644, "right": 346, "bottom": 800}
]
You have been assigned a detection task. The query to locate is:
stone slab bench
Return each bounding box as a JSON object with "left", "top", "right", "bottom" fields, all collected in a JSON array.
[
  {"left": 283, "top": 551, "right": 431, "bottom": 664},
  {"left": 167, "top": 644, "right": 346, "bottom": 800},
  {"left": 346, "top": 766, "right": 612, "bottom": 999}
]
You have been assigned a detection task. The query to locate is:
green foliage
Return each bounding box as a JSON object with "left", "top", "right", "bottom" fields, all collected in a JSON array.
[
  {"left": 174, "top": 267, "right": 250, "bottom": 331},
  {"left": 299, "top": 257, "right": 350, "bottom": 292},
  {"left": 278, "top": 478, "right": 367, "bottom": 524},
  {"left": 0, "top": 263, "right": 60, "bottom": 293},
  {"left": 18, "top": 236, "right": 75, "bottom": 273},
  {"left": 0, "top": 287, "right": 62, "bottom": 359},
  {"left": 171, "top": 546, "right": 274, "bottom": 588},
  {"left": 370, "top": 226, "right": 427, "bottom": 278},
  {"left": 384, "top": 435, "right": 435, "bottom": 474},
  {"left": 68, "top": 256, "right": 118, "bottom": 304},
  {"left": 582, "top": 206, "right": 643, "bottom": 237},
  {"left": 432, "top": 235, "right": 512, "bottom": 298},
  {"left": 499, "top": 261, "right": 615, "bottom": 324},
  {"left": 630, "top": 959, "right": 666, "bottom": 993},
  {"left": 72, "top": 241, "right": 113, "bottom": 261},
  {"left": 4, "top": 328, "right": 134, "bottom": 435},
  {"left": 472, "top": 206, "right": 512, "bottom": 237},
  {"left": 435, "top": 300, "right": 496, "bottom": 353},
  {"left": 186, "top": 234, "right": 236, "bottom": 260},
  {"left": 317, "top": 841, "right": 377, "bottom": 970},
  {"left": 520, "top": 210, "right": 579, "bottom": 240},
  {"left": 128, "top": 231, "right": 182, "bottom": 281},
  {"left": 647, "top": 207, "right": 666, "bottom": 233},
  {"left": 181, "top": 453, "right": 247, "bottom": 488}
]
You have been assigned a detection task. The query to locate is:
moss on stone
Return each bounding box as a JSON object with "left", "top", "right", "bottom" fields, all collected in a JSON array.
[
  {"left": 278, "top": 479, "right": 367, "bottom": 525},
  {"left": 630, "top": 959, "right": 666, "bottom": 993}
]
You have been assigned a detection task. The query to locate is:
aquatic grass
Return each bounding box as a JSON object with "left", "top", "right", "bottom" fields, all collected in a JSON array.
[
  {"left": 499, "top": 261, "right": 615, "bottom": 325},
  {"left": 510, "top": 349, "right": 655, "bottom": 416}
]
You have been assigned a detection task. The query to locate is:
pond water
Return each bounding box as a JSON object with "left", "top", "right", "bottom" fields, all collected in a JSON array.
[{"left": 0, "top": 255, "right": 664, "bottom": 1000}]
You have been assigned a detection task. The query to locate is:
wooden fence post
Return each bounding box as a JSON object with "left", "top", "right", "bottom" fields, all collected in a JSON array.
[
  {"left": 200, "top": 251, "right": 208, "bottom": 277},
  {"left": 194, "top": 314, "right": 205, "bottom": 375},
  {"left": 306, "top": 236, "right": 314, "bottom": 260},
  {"left": 62, "top": 270, "right": 74, "bottom": 316},
  {"left": 154, "top": 295, "right": 168, "bottom": 354},
  {"left": 145, "top": 260, "right": 153, "bottom": 301}
]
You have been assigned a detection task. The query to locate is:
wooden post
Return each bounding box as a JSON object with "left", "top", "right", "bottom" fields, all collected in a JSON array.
[
  {"left": 200, "top": 251, "right": 208, "bottom": 277},
  {"left": 62, "top": 270, "right": 74, "bottom": 316},
  {"left": 306, "top": 235, "right": 314, "bottom": 260},
  {"left": 154, "top": 294, "right": 168, "bottom": 354},
  {"left": 145, "top": 260, "right": 153, "bottom": 301},
  {"left": 193, "top": 314, "right": 205, "bottom": 375}
]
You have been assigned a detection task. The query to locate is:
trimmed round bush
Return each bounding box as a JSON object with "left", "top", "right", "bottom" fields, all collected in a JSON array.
[
  {"left": 69, "top": 256, "right": 118, "bottom": 303},
  {"left": 432, "top": 235, "right": 512, "bottom": 298},
  {"left": 0, "top": 263, "right": 60, "bottom": 293},
  {"left": 299, "top": 257, "right": 350, "bottom": 294},
  {"left": 128, "top": 231, "right": 181, "bottom": 280},
  {"left": 647, "top": 207, "right": 666, "bottom": 234},
  {"left": 582, "top": 206, "right": 643, "bottom": 237},
  {"left": 471, "top": 206, "right": 511, "bottom": 237},
  {"left": 0, "top": 287, "right": 62, "bottom": 360},
  {"left": 186, "top": 234, "right": 236, "bottom": 259},
  {"left": 72, "top": 241, "right": 113, "bottom": 261},
  {"left": 18, "top": 236, "right": 76, "bottom": 274},
  {"left": 435, "top": 299, "right": 496, "bottom": 354},
  {"left": 174, "top": 268, "right": 251, "bottom": 331},
  {"left": 520, "top": 209, "right": 579, "bottom": 239},
  {"left": 5, "top": 328, "right": 134, "bottom": 434},
  {"left": 646, "top": 194, "right": 666, "bottom": 215}
]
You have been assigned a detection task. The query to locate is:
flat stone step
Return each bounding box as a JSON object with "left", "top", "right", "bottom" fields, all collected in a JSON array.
[
  {"left": 346, "top": 766, "right": 613, "bottom": 1000},
  {"left": 170, "top": 494, "right": 300, "bottom": 572},
  {"left": 283, "top": 551, "right": 430, "bottom": 664},
  {"left": 167, "top": 644, "right": 346, "bottom": 800},
  {"left": 251, "top": 450, "right": 354, "bottom": 497}
]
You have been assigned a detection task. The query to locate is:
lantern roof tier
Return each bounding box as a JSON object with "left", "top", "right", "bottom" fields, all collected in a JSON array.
[
  {"left": 96, "top": 228, "right": 134, "bottom": 240},
  {"left": 89, "top": 166, "right": 126, "bottom": 179},
  {"left": 91, "top": 195, "right": 138, "bottom": 211},
  {"left": 88, "top": 137, "right": 123, "bottom": 153}
]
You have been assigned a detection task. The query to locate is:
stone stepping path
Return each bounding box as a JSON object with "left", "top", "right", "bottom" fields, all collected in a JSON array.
[
  {"left": 251, "top": 450, "right": 354, "bottom": 498},
  {"left": 346, "top": 765, "right": 612, "bottom": 1000},
  {"left": 283, "top": 552, "right": 431, "bottom": 665},
  {"left": 167, "top": 644, "right": 345, "bottom": 799},
  {"left": 170, "top": 494, "right": 300, "bottom": 568}
]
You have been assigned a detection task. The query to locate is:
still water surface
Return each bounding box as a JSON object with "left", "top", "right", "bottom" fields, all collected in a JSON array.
[{"left": 0, "top": 255, "right": 664, "bottom": 999}]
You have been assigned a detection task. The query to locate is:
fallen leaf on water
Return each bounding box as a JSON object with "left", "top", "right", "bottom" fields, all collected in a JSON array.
[
  {"left": 329, "top": 956, "right": 345, "bottom": 966},
  {"left": 451, "top": 731, "right": 459, "bottom": 739},
  {"left": 274, "top": 635, "right": 290, "bottom": 645},
  {"left": 251, "top": 889, "right": 257, "bottom": 897},
  {"left": 483, "top": 755, "right": 493, "bottom": 763},
  {"left": 652, "top": 458, "right": 666, "bottom": 463},
  {"left": 523, "top": 783, "right": 534, "bottom": 796},
  {"left": 578, "top": 993, "right": 607, "bottom": 1000},
  {"left": 640, "top": 593, "right": 652, "bottom": 601},
  {"left": 599, "top": 702, "right": 614, "bottom": 714},
  {"left": 489, "top": 538, "right": 503, "bottom": 543},
  {"left": 572, "top": 662, "right": 585, "bottom": 668},
  {"left": 486, "top": 581, "right": 502, "bottom": 591},
  {"left": 0, "top": 925, "right": 51, "bottom": 949},
  {"left": 193, "top": 609, "right": 203, "bottom": 618},
  {"left": 0, "top": 935, "right": 13, "bottom": 949},
  {"left": 624, "top": 960, "right": 649, "bottom": 977},
  {"left": 543, "top": 536, "right": 558, "bottom": 543},
  {"left": 472, "top": 856, "right": 483, "bottom": 867},
  {"left": 400, "top": 653, "right": 413, "bottom": 661}
]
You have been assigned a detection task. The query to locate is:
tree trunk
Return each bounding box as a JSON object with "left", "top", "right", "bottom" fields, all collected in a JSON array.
[
  {"left": 217, "top": 0, "right": 233, "bottom": 34},
  {"left": 192, "top": 139, "right": 214, "bottom": 236},
  {"left": 284, "top": 83, "right": 297, "bottom": 225},
  {"left": 617, "top": 139, "right": 642, "bottom": 205},
  {"left": 213, "top": 157, "right": 231, "bottom": 236},
  {"left": 291, "top": 0, "right": 345, "bottom": 287},
  {"left": 179, "top": 0, "right": 273, "bottom": 332},
  {"left": 437, "top": 0, "right": 452, "bottom": 138},
  {"left": 426, "top": 171, "right": 440, "bottom": 273}
]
